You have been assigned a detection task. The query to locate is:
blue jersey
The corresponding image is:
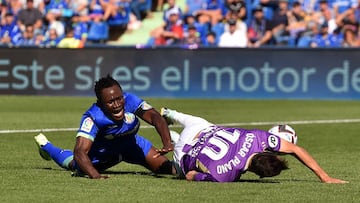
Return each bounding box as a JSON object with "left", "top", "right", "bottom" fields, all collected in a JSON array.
[
  {"left": 74, "top": 92, "right": 154, "bottom": 171},
  {"left": 76, "top": 92, "right": 144, "bottom": 142},
  {"left": 0, "top": 22, "right": 23, "bottom": 45}
]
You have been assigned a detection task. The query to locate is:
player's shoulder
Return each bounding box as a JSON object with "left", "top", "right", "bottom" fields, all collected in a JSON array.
[
  {"left": 123, "top": 92, "right": 140, "bottom": 103},
  {"left": 123, "top": 92, "right": 147, "bottom": 112},
  {"left": 83, "top": 103, "right": 106, "bottom": 121}
]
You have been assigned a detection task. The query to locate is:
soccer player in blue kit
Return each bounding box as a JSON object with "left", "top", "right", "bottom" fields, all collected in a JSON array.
[
  {"left": 161, "top": 108, "right": 348, "bottom": 183},
  {"left": 35, "top": 75, "right": 175, "bottom": 179}
]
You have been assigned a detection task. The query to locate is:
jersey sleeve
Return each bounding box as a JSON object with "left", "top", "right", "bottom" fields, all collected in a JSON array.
[
  {"left": 76, "top": 116, "right": 99, "bottom": 141},
  {"left": 194, "top": 172, "right": 217, "bottom": 182},
  {"left": 264, "top": 133, "right": 281, "bottom": 152}
]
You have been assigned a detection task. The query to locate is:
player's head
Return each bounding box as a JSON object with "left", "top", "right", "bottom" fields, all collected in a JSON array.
[
  {"left": 94, "top": 75, "right": 125, "bottom": 121},
  {"left": 247, "top": 152, "right": 289, "bottom": 178}
]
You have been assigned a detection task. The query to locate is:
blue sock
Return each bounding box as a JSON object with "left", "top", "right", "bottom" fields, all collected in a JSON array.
[{"left": 42, "top": 142, "right": 74, "bottom": 169}]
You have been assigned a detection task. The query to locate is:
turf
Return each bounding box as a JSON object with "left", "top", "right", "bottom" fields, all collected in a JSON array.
[{"left": 0, "top": 96, "right": 359, "bottom": 202}]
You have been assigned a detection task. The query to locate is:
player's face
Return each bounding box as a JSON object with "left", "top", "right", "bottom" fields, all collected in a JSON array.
[{"left": 100, "top": 85, "right": 125, "bottom": 121}]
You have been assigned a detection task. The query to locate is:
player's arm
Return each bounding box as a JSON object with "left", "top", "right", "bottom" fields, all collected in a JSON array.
[
  {"left": 185, "top": 170, "right": 217, "bottom": 182},
  {"left": 136, "top": 107, "right": 173, "bottom": 153},
  {"left": 73, "top": 136, "right": 108, "bottom": 179},
  {"left": 279, "top": 140, "right": 348, "bottom": 184}
]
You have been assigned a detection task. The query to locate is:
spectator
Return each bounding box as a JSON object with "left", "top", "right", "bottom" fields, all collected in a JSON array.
[
  {"left": 97, "top": 0, "right": 118, "bottom": 21},
  {"left": 335, "top": 7, "right": 359, "bottom": 34},
  {"left": 332, "top": 0, "right": 358, "bottom": 17},
  {"left": 57, "top": 25, "right": 83, "bottom": 48},
  {"left": 223, "top": 8, "right": 247, "bottom": 33},
  {"left": 42, "top": 27, "right": 61, "bottom": 46},
  {"left": 182, "top": 24, "right": 201, "bottom": 46},
  {"left": 17, "top": 0, "right": 43, "bottom": 32},
  {"left": 247, "top": 6, "right": 273, "bottom": 47},
  {"left": 313, "top": 0, "right": 337, "bottom": 34},
  {"left": 149, "top": 9, "right": 183, "bottom": 46},
  {"left": 287, "top": 1, "right": 307, "bottom": 42},
  {"left": 0, "top": 12, "right": 23, "bottom": 45},
  {"left": 252, "top": 0, "right": 277, "bottom": 20},
  {"left": 163, "top": 0, "right": 182, "bottom": 23},
  {"left": 44, "top": 0, "right": 69, "bottom": 19},
  {"left": 68, "top": 0, "right": 89, "bottom": 17},
  {"left": 89, "top": 0, "right": 105, "bottom": 19},
  {"left": 223, "top": 0, "right": 247, "bottom": 21},
  {"left": 310, "top": 21, "right": 343, "bottom": 47},
  {"left": 184, "top": 0, "right": 207, "bottom": 17},
  {"left": 342, "top": 27, "right": 359, "bottom": 47},
  {"left": 1, "top": 1, "right": 9, "bottom": 25},
  {"left": 44, "top": 11, "right": 65, "bottom": 38},
  {"left": 203, "top": 31, "right": 217, "bottom": 46},
  {"left": 9, "top": 0, "right": 23, "bottom": 15},
  {"left": 269, "top": 0, "right": 291, "bottom": 46},
  {"left": 183, "top": 14, "right": 209, "bottom": 44},
  {"left": 34, "top": 31, "right": 44, "bottom": 45},
  {"left": 194, "top": 0, "right": 225, "bottom": 26},
  {"left": 20, "top": 0, "right": 45, "bottom": 13},
  {"left": 19, "top": 24, "right": 37, "bottom": 45},
  {"left": 218, "top": 18, "right": 247, "bottom": 47},
  {"left": 72, "top": 13, "right": 89, "bottom": 45},
  {"left": 296, "top": 21, "right": 320, "bottom": 47},
  {"left": 130, "top": 0, "right": 152, "bottom": 21}
]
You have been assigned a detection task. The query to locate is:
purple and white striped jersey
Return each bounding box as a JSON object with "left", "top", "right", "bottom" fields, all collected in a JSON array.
[{"left": 180, "top": 126, "right": 282, "bottom": 182}]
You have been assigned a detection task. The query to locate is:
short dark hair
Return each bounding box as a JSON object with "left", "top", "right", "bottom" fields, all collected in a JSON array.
[
  {"left": 94, "top": 74, "right": 122, "bottom": 102},
  {"left": 248, "top": 152, "right": 289, "bottom": 178}
]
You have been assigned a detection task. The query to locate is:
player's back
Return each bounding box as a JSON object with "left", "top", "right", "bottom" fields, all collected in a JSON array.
[{"left": 181, "top": 126, "right": 268, "bottom": 182}]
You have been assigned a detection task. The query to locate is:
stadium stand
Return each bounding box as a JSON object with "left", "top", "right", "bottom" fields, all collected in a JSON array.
[{"left": 1, "top": 0, "right": 360, "bottom": 48}]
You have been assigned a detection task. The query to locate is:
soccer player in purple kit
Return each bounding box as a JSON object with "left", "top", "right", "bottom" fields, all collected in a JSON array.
[
  {"left": 161, "top": 108, "right": 348, "bottom": 183},
  {"left": 34, "top": 75, "right": 176, "bottom": 179}
]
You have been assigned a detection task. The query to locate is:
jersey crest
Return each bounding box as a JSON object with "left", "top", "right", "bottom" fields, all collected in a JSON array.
[
  {"left": 80, "top": 117, "right": 94, "bottom": 133},
  {"left": 124, "top": 113, "right": 135, "bottom": 124}
]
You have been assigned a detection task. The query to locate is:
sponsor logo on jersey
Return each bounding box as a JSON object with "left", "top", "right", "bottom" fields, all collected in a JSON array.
[
  {"left": 124, "top": 113, "right": 135, "bottom": 124},
  {"left": 141, "top": 102, "right": 152, "bottom": 110},
  {"left": 80, "top": 117, "right": 93, "bottom": 133},
  {"left": 268, "top": 135, "right": 279, "bottom": 148}
]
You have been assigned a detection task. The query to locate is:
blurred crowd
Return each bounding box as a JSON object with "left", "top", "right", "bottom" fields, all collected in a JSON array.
[
  {"left": 0, "top": 0, "right": 152, "bottom": 47},
  {"left": 1, "top": 0, "right": 360, "bottom": 48},
  {"left": 148, "top": 0, "right": 360, "bottom": 48}
]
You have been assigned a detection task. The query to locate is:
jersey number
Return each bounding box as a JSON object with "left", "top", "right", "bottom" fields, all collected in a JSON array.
[{"left": 200, "top": 129, "right": 240, "bottom": 160}]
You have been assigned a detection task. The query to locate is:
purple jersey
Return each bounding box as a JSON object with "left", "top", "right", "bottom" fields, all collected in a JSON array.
[{"left": 180, "top": 126, "right": 281, "bottom": 182}]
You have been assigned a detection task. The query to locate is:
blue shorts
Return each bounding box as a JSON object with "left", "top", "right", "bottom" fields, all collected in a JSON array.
[{"left": 75, "top": 135, "right": 152, "bottom": 172}]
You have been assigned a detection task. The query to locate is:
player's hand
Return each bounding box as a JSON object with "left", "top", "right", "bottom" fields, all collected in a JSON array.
[
  {"left": 185, "top": 170, "right": 197, "bottom": 181},
  {"left": 153, "top": 144, "right": 174, "bottom": 158},
  {"left": 92, "top": 175, "right": 110, "bottom": 179},
  {"left": 322, "top": 177, "right": 348, "bottom": 184}
]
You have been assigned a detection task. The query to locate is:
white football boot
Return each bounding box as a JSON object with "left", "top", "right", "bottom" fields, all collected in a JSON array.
[{"left": 34, "top": 133, "right": 52, "bottom": 161}]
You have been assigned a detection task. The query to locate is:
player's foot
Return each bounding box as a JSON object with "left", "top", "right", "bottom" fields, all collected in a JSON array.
[
  {"left": 160, "top": 107, "right": 176, "bottom": 125},
  {"left": 34, "top": 133, "right": 51, "bottom": 161}
]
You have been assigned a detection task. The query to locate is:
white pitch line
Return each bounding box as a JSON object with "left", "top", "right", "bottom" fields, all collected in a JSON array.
[{"left": 1, "top": 118, "right": 360, "bottom": 134}]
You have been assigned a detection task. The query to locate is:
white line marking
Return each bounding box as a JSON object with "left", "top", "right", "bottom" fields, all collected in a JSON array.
[{"left": 1, "top": 118, "right": 360, "bottom": 134}]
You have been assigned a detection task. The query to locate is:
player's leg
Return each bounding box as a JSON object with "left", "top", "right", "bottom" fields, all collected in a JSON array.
[
  {"left": 161, "top": 107, "right": 213, "bottom": 171},
  {"left": 161, "top": 107, "right": 213, "bottom": 128},
  {"left": 121, "top": 135, "right": 176, "bottom": 175},
  {"left": 161, "top": 107, "right": 213, "bottom": 144},
  {"left": 34, "top": 133, "right": 73, "bottom": 170}
]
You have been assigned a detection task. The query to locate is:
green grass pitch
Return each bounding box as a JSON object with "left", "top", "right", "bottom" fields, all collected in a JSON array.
[{"left": 1, "top": 96, "right": 359, "bottom": 202}]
